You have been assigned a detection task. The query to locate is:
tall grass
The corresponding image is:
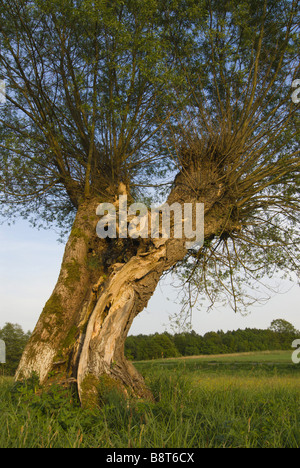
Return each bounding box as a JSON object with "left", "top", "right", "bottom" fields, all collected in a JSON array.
[{"left": 1, "top": 359, "right": 300, "bottom": 448}]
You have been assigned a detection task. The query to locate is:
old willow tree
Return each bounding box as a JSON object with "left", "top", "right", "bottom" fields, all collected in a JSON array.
[{"left": 0, "top": 0, "right": 299, "bottom": 404}]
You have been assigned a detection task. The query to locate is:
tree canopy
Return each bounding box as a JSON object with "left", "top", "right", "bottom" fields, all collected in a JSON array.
[
  {"left": 0, "top": 0, "right": 181, "bottom": 230},
  {"left": 165, "top": 0, "right": 300, "bottom": 316}
]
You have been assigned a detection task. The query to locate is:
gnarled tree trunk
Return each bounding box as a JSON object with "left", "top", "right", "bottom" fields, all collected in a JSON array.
[
  {"left": 16, "top": 167, "right": 230, "bottom": 406},
  {"left": 15, "top": 198, "right": 105, "bottom": 385}
]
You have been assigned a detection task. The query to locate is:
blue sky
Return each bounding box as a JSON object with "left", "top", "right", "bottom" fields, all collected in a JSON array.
[{"left": 0, "top": 219, "right": 300, "bottom": 335}]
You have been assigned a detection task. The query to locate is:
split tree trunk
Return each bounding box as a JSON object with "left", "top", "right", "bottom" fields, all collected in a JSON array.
[
  {"left": 16, "top": 168, "right": 229, "bottom": 406},
  {"left": 16, "top": 198, "right": 188, "bottom": 403},
  {"left": 77, "top": 235, "right": 187, "bottom": 403}
]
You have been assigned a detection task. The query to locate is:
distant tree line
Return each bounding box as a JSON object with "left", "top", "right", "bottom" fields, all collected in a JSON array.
[
  {"left": 125, "top": 320, "right": 300, "bottom": 361},
  {"left": 0, "top": 319, "right": 299, "bottom": 374}
]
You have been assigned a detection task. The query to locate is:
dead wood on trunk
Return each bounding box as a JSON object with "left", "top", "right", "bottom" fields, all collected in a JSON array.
[{"left": 16, "top": 166, "right": 233, "bottom": 406}]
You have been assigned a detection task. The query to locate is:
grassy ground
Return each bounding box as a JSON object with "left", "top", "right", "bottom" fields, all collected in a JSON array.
[
  {"left": 1, "top": 351, "right": 300, "bottom": 448},
  {"left": 139, "top": 350, "right": 292, "bottom": 363}
]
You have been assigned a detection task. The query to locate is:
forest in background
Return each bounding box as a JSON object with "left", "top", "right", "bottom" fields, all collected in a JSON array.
[
  {"left": 1, "top": 319, "right": 299, "bottom": 375},
  {"left": 125, "top": 319, "right": 300, "bottom": 361}
]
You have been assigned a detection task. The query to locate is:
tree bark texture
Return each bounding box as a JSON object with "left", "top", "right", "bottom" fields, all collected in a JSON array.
[{"left": 16, "top": 166, "right": 231, "bottom": 405}]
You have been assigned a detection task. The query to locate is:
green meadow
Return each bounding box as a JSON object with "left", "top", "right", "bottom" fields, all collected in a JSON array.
[{"left": 1, "top": 351, "right": 300, "bottom": 448}]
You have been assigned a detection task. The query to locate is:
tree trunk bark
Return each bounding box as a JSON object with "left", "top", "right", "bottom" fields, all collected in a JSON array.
[
  {"left": 15, "top": 198, "right": 105, "bottom": 385},
  {"left": 77, "top": 236, "right": 187, "bottom": 404},
  {"left": 16, "top": 168, "right": 228, "bottom": 406}
]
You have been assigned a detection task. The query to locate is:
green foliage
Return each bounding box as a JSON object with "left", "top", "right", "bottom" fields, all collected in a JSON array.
[
  {"left": 0, "top": 0, "right": 181, "bottom": 228},
  {"left": 270, "top": 319, "right": 299, "bottom": 336},
  {"left": 269, "top": 319, "right": 299, "bottom": 348},
  {"left": 125, "top": 320, "right": 299, "bottom": 361},
  {"left": 169, "top": 0, "right": 300, "bottom": 314},
  {"left": 126, "top": 332, "right": 180, "bottom": 360},
  {"left": 0, "top": 323, "right": 31, "bottom": 375}
]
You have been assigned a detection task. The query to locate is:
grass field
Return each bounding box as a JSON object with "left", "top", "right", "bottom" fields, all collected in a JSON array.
[
  {"left": 138, "top": 349, "right": 293, "bottom": 364},
  {"left": 1, "top": 351, "right": 300, "bottom": 448}
]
